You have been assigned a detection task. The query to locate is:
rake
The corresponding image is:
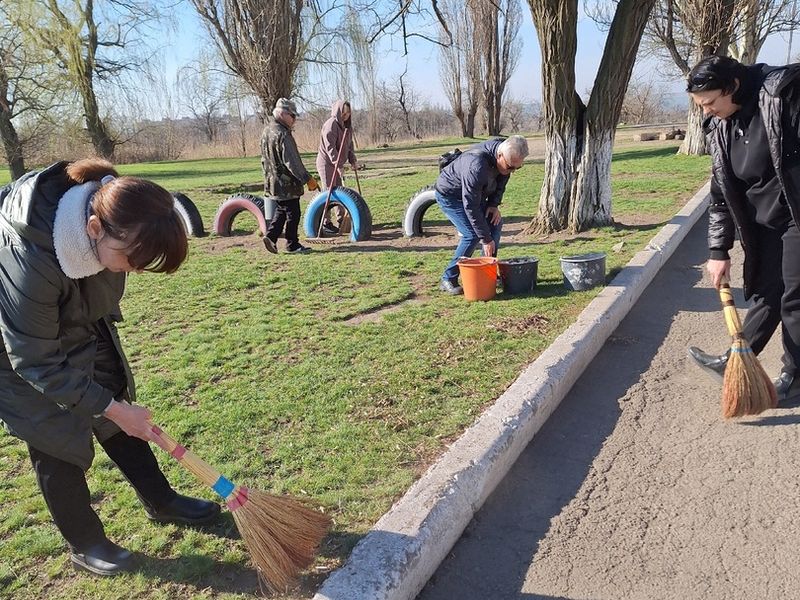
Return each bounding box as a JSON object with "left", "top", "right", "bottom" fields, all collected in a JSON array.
[{"left": 306, "top": 129, "right": 350, "bottom": 245}]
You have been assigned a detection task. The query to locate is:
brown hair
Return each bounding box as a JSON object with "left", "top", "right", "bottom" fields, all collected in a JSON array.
[{"left": 66, "top": 158, "right": 187, "bottom": 273}]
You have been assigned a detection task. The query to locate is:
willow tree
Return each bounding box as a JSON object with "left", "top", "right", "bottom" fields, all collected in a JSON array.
[
  {"left": 10, "top": 0, "right": 160, "bottom": 160},
  {"left": 0, "top": 21, "right": 26, "bottom": 179},
  {"left": 190, "top": 0, "right": 308, "bottom": 115},
  {"left": 528, "top": 0, "right": 656, "bottom": 233},
  {"left": 0, "top": 9, "right": 64, "bottom": 179}
]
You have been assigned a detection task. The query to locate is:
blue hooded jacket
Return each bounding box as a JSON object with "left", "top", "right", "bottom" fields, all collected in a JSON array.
[{"left": 434, "top": 138, "right": 509, "bottom": 242}]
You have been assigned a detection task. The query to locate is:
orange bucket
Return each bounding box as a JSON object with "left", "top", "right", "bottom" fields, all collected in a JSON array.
[{"left": 457, "top": 257, "right": 498, "bottom": 301}]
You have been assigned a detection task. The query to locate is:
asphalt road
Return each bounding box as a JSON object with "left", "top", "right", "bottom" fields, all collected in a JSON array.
[{"left": 417, "top": 219, "right": 800, "bottom": 600}]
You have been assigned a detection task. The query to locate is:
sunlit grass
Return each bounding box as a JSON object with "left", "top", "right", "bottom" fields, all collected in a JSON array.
[{"left": 0, "top": 140, "right": 710, "bottom": 599}]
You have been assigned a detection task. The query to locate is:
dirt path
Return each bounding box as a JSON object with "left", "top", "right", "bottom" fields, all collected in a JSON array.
[{"left": 417, "top": 219, "right": 800, "bottom": 600}]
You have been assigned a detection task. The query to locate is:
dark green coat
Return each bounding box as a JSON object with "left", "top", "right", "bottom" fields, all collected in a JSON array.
[
  {"left": 0, "top": 163, "right": 135, "bottom": 470},
  {"left": 260, "top": 117, "right": 311, "bottom": 199}
]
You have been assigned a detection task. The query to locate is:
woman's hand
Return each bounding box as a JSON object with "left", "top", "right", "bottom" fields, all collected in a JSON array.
[
  {"left": 706, "top": 258, "right": 731, "bottom": 289},
  {"left": 104, "top": 400, "right": 155, "bottom": 442}
]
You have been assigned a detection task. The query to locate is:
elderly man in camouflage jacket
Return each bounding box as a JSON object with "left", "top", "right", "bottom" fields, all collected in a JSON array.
[{"left": 261, "top": 97, "right": 319, "bottom": 254}]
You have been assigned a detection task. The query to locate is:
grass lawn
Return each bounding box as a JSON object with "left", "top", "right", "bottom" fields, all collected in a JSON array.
[{"left": 0, "top": 139, "right": 710, "bottom": 599}]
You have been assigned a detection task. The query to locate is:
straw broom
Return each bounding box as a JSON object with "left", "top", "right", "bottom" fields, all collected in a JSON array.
[
  {"left": 717, "top": 280, "right": 777, "bottom": 418},
  {"left": 148, "top": 423, "right": 331, "bottom": 591}
]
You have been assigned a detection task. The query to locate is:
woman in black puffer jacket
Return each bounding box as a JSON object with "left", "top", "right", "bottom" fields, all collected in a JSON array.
[{"left": 0, "top": 159, "right": 220, "bottom": 576}]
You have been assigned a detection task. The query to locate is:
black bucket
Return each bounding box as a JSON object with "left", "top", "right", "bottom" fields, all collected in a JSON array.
[
  {"left": 560, "top": 252, "right": 606, "bottom": 291},
  {"left": 499, "top": 257, "right": 539, "bottom": 295}
]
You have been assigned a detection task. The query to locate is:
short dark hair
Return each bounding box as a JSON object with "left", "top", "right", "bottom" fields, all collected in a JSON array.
[
  {"left": 67, "top": 159, "right": 188, "bottom": 274},
  {"left": 686, "top": 55, "right": 747, "bottom": 98}
]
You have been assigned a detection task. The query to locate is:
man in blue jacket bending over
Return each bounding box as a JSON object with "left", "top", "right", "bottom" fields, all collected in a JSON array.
[{"left": 435, "top": 135, "right": 529, "bottom": 295}]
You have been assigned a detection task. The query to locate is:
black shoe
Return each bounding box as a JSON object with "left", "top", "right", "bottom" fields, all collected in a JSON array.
[
  {"left": 773, "top": 371, "right": 800, "bottom": 404},
  {"left": 262, "top": 236, "right": 278, "bottom": 254},
  {"left": 687, "top": 346, "right": 730, "bottom": 382},
  {"left": 322, "top": 222, "right": 339, "bottom": 235},
  {"left": 70, "top": 538, "right": 133, "bottom": 576},
  {"left": 145, "top": 494, "right": 221, "bottom": 525},
  {"left": 286, "top": 243, "right": 312, "bottom": 254},
  {"left": 439, "top": 278, "right": 463, "bottom": 295}
]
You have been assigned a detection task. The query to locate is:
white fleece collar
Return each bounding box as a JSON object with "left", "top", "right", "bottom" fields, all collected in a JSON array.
[{"left": 52, "top": 182, "right": 105, "bottom": 279}]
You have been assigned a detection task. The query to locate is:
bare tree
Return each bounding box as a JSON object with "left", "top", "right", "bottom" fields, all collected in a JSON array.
[
  {"left": 501, "top": 98, "right": 532, "bottom": 132},
  {"left": 726, "top": 0, "right": 800, "bottom": 64},
  {"left": 620, "top": 75, "right": 665, "bottom": 124},
  {"left": 397, "top": 69, "right": 422, "bottom": 139},
  {"left": 8, "top": 0, "right": 163, "bottom": 160},
  {"left": 177, "top": 51, "right": 227, "bottom": 143},
  {"left": 528, "top": 0, "right": 656, "bottom": 233},
  {"left": 470, "top": 0, "right": 522, "bottom": 135},
  {"left": 438, "top": 0, "right": 480, "bottom": 137},
  {"left": 0, "top": 11, "right": 66, "bottom": 179},
  {"left": 645, "top": 0, "right": 735, "bottom": 154},
  {"left": 344, "top": 6, "right": 381, "bottom": 143},
  {"left": 0, "top": 20, "right": 28, "bottom": 179},
  {"left": 224, "top": 77, "right": 258, "bottom": 157},
  {"left": 189, "top": 0, "right": 312, "bottom": 114}
]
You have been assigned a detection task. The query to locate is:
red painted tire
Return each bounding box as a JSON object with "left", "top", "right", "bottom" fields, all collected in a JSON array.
[{"left": 212, "top": 194, "right": 268, "bottom": 237}]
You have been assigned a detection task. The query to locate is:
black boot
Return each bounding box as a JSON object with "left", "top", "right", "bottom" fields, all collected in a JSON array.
[
  {"left": 70, "top": 538, "right": 133, "bottom": 576},
  {"left": 773, "top": 371, "right": 800, "bottom": 404},
  {"left": 687, "top": 347, "right": 730, "bottom": 382},
  {"left": 145, "top": 494, "right": 221, "bottom": 525}
]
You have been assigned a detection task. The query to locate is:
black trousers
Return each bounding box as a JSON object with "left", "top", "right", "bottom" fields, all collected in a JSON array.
[
  {"left": 27, "top": 431, "right": 176, "bottom": 551},
  {"left": 742, "top": 222, "right": 800, "bottom": 375},
  {"left": 265, "top": 197, "right": 301, "bottom": 246}
]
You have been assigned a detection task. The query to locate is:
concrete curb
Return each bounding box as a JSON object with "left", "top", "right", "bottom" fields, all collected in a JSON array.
[{"left": 313, "top": 182, "right": 712, "bottom": 600}]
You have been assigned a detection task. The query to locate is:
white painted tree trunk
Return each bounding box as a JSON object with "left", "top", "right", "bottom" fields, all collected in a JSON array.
[
  {"left": 535, "top": 130, "right": 579, "bottom": 232},
  {"left": 679, "top": 101, "right": 707, "bottom": 155},
  {"left": 569, "top": 128, "right": 614, "bottom": 232}
]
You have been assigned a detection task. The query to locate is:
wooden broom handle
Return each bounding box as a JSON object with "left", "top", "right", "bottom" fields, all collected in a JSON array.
[
  {"left": 718, "top": 280, "right": 744, "bottom": 338},
  {"left": 148, "top": 422, "right": 225, "bottom": 491}
]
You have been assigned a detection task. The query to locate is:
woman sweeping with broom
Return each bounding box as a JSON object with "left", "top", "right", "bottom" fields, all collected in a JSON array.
[
  {"left": 686, "top": 55, "right": 800, "bottom": 415},
  {"left": 0, "top": 160, "right": 329, "bottom": 587},
  {"left": 0, "top": 159, "right": 220, "bottom": 575}
]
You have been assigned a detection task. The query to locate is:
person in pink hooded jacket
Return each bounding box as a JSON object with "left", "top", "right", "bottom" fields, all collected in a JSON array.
[{"left": 315, "top": 100, "right": 358, "bottom": 234}]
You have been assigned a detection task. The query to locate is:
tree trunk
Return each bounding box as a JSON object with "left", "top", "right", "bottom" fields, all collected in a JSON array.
[
  {"left": 485, "top": 23, "right": 500, "bottom": 135},
  {"left": 82, "top": 85, "right": 115, "bottom": 159},
  {"left": 570, "top": 128, "right": 614, "bottom": 231},
  {"left": 567, "top": 0, "right": 655, "bottom": 232},
  {"left": 0, "top": 109, "right": 25, "bottom": 180},
  {"left": 528, "top": 0, "right": 580, "bottom": 233},
  {"left": 0, "top": 62, "right": 25, "bottom": 179},
  {"left": 465, "top": 111, "right": 476, "bottom": 138},
  {"left": 678, "top": 101, "right": 707, "bottom": 155}
]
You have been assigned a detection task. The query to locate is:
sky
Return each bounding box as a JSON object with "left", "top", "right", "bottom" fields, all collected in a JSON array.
[{"left": 162, "top": 1, "right": 800, "bottom": 114}]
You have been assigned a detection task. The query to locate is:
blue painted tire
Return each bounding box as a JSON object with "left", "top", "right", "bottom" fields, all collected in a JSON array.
[{"left": 304, "top": 187, "right": 372, "bottom": 241}]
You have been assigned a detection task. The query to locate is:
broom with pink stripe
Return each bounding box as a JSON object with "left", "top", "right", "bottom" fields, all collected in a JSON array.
[{"left": 149, "top": 424, "right": 331, "bottom": 591}]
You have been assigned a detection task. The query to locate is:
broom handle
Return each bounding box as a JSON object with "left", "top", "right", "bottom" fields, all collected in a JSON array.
[
  {"left": 352, "top": 161, "right": 362, "bottom": 196},
  {"left": 718, "top": 280, "right": 744, "bottom": 338},
  {"left": 148, "top": 423, "right": 249, "bottom": 509}
]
